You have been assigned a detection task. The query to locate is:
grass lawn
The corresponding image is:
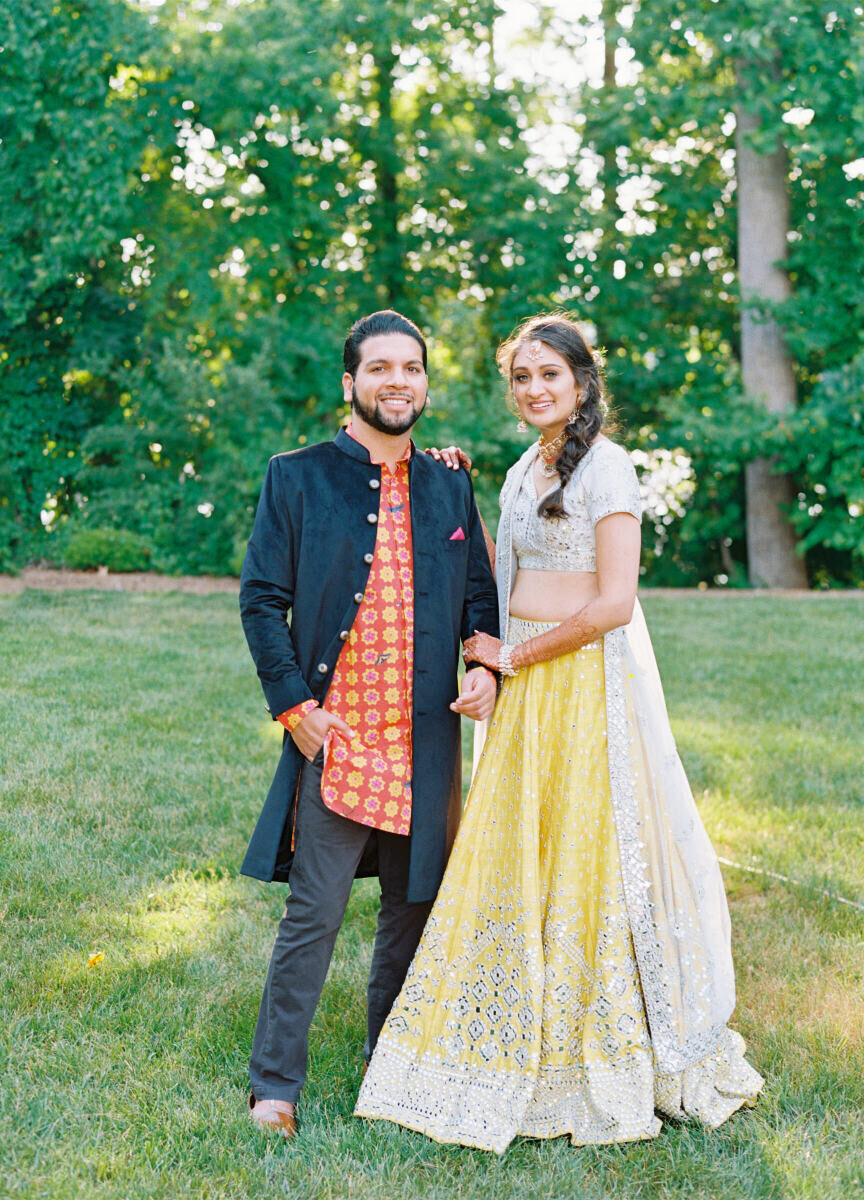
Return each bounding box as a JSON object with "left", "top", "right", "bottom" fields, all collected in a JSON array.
[{"left": 1, "top": 589, "right": 862, "bottom": 1200}]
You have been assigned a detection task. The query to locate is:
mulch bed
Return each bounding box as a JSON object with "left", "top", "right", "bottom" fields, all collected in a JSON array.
[{"left": 0, "top": 568, "right": 240, "bottom": 595}]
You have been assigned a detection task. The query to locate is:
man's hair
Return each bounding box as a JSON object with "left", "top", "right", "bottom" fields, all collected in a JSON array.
[{"left": 343, "top": 310, "right": 428, "bottom": 377}]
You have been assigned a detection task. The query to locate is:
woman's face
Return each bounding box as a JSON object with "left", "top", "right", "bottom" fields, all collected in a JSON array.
[{"left": 511, "top": 342, "right": 581, "bottom": 438}]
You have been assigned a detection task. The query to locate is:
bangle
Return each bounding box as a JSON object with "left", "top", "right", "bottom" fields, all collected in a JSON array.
[{"left": 498, "top": 644, "right": 520, "bottom": 676}]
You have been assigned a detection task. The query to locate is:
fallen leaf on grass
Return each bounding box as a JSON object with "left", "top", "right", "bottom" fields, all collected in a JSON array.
[{"left": 86, "top": 952, "right": 104, "bottom": 968}]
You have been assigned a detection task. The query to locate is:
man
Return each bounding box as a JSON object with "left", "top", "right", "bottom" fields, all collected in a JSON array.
[{"left": 239, "top": 309, "right": 499, "bottom": 1136}]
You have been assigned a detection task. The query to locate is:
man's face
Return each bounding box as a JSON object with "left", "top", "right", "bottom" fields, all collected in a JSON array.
[{"left": 342, "top": 333, "right": 428, "bottom": 436}]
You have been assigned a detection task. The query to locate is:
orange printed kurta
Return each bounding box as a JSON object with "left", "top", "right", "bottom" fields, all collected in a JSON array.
[{"left": 321, "top": 449, "right": 414, "bottom": 834}]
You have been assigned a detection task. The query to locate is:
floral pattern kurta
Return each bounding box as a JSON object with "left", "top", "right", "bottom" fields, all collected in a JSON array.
[{"left": 279, "top": 434, "right": 414, "bottom": 836}]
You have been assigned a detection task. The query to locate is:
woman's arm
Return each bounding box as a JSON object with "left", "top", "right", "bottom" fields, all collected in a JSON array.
[
  {"left": 463, "top": 512, "right": 640, "bottom": 671},
  {"left": 478, "top": 512, "right": 496, "bottom": 574}
]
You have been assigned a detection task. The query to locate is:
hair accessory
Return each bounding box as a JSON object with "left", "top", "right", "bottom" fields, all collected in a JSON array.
[
  {"left": 527, "top": 339, "right": 543, "bottom": 360},
  {"left": 498, "top": 644, "right": 520, "bottom": 676}
]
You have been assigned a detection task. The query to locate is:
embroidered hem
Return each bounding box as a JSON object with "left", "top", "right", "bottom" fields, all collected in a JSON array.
[{"left": 357, "top": 1027, "right": 761, "bottom": 1154}]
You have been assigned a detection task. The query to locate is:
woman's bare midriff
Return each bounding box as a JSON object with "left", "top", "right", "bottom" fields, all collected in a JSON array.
[{"left": 508, "top": 568, "right": 599, "bottom": 623}]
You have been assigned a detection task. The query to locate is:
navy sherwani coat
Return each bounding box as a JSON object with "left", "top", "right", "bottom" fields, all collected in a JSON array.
[{"left": 239, "top": 428, "right": 500, "bottom": 903}]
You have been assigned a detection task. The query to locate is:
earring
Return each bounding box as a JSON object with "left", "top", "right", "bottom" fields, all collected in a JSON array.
[{"left": 516, "top": 417, "right": 528, "bottom": 432}]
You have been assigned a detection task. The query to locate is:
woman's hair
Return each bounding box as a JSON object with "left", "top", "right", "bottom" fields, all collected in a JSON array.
[
  {"left": 343, "top": 309, "right": 427, "bottom": 377},
  {"left": 496, "top": 312, "right": 612, "bottom": 519}
]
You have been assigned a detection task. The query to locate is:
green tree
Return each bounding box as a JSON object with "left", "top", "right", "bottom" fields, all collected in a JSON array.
[
  {"left": 54, "top": 0, "right": 574, "bottom": 569},
  {"left": 577, "top": 0, "right": 864, "bottom": 585},
  {"left": 0, "top": 0, "right": 163, "bottom": 567}
]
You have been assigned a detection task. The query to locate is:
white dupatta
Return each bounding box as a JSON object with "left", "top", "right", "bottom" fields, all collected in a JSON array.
[{"left": 487, "top": 445, "right": 736, "bottom": 1074}]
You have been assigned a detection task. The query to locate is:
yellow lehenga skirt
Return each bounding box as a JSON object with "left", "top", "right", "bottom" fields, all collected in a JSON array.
[{"left": 355, "top": 619, "right": 762, "bottom": 1153}]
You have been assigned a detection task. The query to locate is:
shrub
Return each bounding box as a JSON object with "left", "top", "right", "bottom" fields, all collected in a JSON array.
[{"left": 62, "top": 528, "right": 153, "bottom": 573}]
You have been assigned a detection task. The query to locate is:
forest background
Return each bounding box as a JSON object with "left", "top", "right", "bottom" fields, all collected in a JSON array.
[{"left": 2, "top": 0, "right": 863, "bottom": 588}]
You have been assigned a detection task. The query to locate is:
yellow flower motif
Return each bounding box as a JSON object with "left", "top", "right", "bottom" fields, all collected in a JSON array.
[{"left": 347, "top": 772, "right": 363, "bottom": 788}]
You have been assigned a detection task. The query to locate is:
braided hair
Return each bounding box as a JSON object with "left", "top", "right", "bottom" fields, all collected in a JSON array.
[{"left": 496, "top": 313, "right": 611, "bottom": 519}]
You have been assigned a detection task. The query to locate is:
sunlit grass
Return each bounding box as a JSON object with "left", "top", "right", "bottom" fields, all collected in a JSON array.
[{"left": 1, "top": 590, "right": 862, "bottom": 1199}]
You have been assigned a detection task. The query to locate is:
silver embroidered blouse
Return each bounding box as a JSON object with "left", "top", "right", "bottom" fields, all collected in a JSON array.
[{"left": 505, "top": 438, "right": 642, "bottom": 573}]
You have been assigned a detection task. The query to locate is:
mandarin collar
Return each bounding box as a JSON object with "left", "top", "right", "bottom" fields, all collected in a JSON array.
[{"left": 333, "top": 425, "right": 415, "bottom": 465}]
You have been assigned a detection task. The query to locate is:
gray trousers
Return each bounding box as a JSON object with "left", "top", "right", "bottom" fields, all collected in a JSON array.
[{"left": 249, "top": 752, "right": 433, "bottom": 1104}]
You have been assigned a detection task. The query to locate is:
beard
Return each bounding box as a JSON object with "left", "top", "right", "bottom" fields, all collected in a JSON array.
[{"left": 351, "top": 383, "right": 427, "bottom": 435}]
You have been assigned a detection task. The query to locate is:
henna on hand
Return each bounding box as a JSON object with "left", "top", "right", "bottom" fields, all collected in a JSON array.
[
  {"left": 462, "top": 631, "right": 502, "bottom": 670},
  {"left": 424, "top": 445, "right": 472, "bottom": 471},
  {"left": 510, "top": 607, "right": 601, "bottom": 670}
]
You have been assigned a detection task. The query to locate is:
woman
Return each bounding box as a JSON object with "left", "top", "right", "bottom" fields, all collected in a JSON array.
[{"left": 355, "top": 314, "right": 762, "bottom": 1152}]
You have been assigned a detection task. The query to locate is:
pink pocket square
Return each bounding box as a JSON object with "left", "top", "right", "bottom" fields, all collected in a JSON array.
[{"left": 449, "top": 526, "right": 466, "bottom": 541}]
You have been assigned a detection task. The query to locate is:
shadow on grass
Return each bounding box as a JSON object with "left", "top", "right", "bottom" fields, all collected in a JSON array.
[{"left": 5, "top": 856, "right": 864, "bottom": 1199}]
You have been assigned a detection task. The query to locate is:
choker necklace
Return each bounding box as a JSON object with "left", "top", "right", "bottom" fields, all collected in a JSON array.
[{"left": 537, "top": 429, "right": 569, "bottom": 477}]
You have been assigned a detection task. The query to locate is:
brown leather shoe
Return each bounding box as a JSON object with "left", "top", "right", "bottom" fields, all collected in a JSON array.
[{"left": 248, "top": 1094, "right": 298, "bottom": 1139}]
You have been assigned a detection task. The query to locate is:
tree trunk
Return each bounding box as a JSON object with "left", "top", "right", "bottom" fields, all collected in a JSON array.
[
  {"left": 371, "top": 40, "right": 404, "bottom": 312},
  {"left": 599, "top": 1, "right": 619, "bottom": 226},
  {"left": 735, "top": 99, "right": 807, "bottom": 588}
]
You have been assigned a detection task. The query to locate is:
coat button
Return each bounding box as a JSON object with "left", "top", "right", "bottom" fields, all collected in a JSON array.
[
  {"left": 364, "top": 552, "right": 374, "bottom": 564},
  {"left": 354, "top": 592, "right": 364, "bottom": 603},
  {"left": 317, "top": 662, "right": 328, "bottom": 674},
  {"left": 369, "top": 478, "right": 380, "bottom": 490},
  {"left": 367, "top": 512, "right": 378, "bottom": 524},
  {"left": 339, "top": 630, "right": 349, "bottom": 641}
]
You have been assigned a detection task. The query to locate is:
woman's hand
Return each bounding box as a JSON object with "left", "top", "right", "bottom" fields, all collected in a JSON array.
[
  {"left": 462, "top": 631, "right": 503, "bottom": 671},
  {"left": 425, "top": 445, "right": 472, "bottom": 472}
]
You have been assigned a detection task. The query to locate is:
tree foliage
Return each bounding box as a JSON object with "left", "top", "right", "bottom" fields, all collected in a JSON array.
[
  {"left": 0, "top": 0, "right": 159, "bottom": 567},
  {"left": 1, "top": 0, "right": 862, "bottom": 583},
  {"left": 578, "top": 0, "right": 864, "bottom": 583}
]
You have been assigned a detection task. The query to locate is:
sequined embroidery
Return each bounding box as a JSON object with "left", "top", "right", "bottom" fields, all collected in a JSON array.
[
  {"left": 356, "top": 621, "right": 762, "bottom": 1150},
  {"left": 510, "top": 440, "right": 642, "bottom": 575}
]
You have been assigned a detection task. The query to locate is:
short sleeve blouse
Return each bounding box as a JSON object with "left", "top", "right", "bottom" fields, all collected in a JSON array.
[{"left": 507, "top": 438, "right": 642, "bottom": 573}]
